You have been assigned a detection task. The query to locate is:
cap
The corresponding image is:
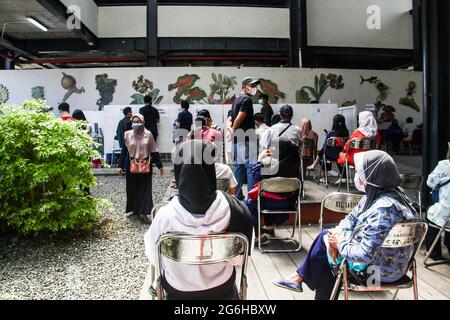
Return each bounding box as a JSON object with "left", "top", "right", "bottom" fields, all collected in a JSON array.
[
  {"left": 280, "top": 104, "right": 293, "bottom": 117},
  {"left": 197, "top": 109, "right": 211, "bottom": 118},
  {"left": 242, "top": 77, "right": 261, "bottom": 87}
]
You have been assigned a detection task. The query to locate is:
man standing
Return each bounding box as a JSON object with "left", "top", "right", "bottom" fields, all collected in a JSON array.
[
  {"left": 116, "top": 107, "right": 133, "bottom": 149},
  {"left": 139, "top": 95, "right": 160, "bottom": 141},
  {"left": 259, "top": 94, "right": 274, "bottom": 126},
  {"left": 260, "top": 104, "right": 301, "bottom": 149},
  {"left": 174, "top": 100, "right": 193, "bottom": 145},
  {"left": 229, "top": 77, "right": 259, "bottom": 200}
]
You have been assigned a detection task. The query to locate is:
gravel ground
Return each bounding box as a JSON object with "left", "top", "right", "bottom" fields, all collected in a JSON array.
[{"left": 0, "top": 170, "right": 172, "bottom": 300}]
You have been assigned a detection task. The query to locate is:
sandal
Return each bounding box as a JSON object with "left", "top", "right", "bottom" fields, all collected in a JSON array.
[{"left": 143, "top": 214, "right": 152, "bottom": 224}]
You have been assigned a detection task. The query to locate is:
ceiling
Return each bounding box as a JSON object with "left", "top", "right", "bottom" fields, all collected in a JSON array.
[
  {"left": 0, "top": 0, "right": 78, "bottom": 40},
  {"left": 95, "top": 0, "right": 289, "bottom": 7}
]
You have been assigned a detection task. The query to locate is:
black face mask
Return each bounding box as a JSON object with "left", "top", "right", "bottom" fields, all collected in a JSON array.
[{"left": 174, "top": 140, "right": 217, "bottom": 215}]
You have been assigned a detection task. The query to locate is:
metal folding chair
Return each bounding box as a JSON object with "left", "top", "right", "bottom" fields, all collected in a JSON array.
[
  {"left": 399, "top": 174, "right": 424, "bottom": 219},
  {"left": 150, "top": 232, "right": 250, "bottom": 300},
  {"left": 317, "top": 137, "right": 346, "bottom": 188},
  {"left": 217, "top": 178, "right": 231, "bottom": 193},
  {"left": 423, "top": 217, "right": 450, "bottom": 267},
  {"left": 110, "top": 138, "right": 122, "bottom": 167},
  {"left": 330, "top": 221, "right": 428, "bottom": 300},
  {"left": 338, "top": 137, "right": 378, "bottom": 193},
  {"left": 257, "top": 177, "right": 302, "bottom": 253},
  {"left": 319, "top": 192, "right": 364, "bottom": 231}
]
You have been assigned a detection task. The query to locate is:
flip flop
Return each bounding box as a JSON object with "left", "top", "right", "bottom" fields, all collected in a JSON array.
[{"left": 272, "top": 279, "right": 303, "bottom": 293}]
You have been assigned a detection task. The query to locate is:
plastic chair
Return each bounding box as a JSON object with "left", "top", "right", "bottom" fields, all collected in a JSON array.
[
  {"left": 423, "top": 217, "right": 450, "bottom": 267},
  {"left": 217, "top": 178, "right": 231, "bottom": 193},
  {"left": 338, "top": 137, "right": 378, "bottom": 193},
  {"left": 330, "top": 221, "right": 428, "bottom": 300},
  {"left": 257, "top": 177, "right": 302, "bottom": 253},
  {"left": 319, "top": 192, "right": 364, "bottom": 231},
  {"left": 317, "top": 137, "right": 346, "bottom": 188},
  {"left": 399, "top": 174, "right": 423, "bottom": 219},
  {"left": 150, "top": 232, "right": 249, "bottom": 300}
]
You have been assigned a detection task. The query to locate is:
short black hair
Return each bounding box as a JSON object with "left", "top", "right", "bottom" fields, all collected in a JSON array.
[
  {"left": 58, "top": 103, "right": 70, "bottom": 112},
  {"left": 181, "top": 100, "right": 189, "bottom": 110},
  {"left": 406, "top": 117, "right": 413, "bottom": 123},
  {"left": 260, "top": 94, "right": 269, "bottom": 102},
  {"left": 123, "top": 107, "right": 132, "bottom": 116},
  {"left": 254, "top": 113, "right": 265, "bottom": 122},
  {"left": 144, "top": 95, "right": 152, "bottom": 104},
  {"left": 72, "top": 109, "right": 86, "bottom": 121}
]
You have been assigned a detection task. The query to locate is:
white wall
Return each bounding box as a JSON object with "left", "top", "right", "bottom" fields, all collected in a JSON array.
[
  {"left": 98, "top": 6, "right": 147, "bottom": 38},
  {"left": 307, "top": 0, "right": 413, "bottom": 49},
  {"left": 60, "top": 0, "right": 99, "bottom": 35}
]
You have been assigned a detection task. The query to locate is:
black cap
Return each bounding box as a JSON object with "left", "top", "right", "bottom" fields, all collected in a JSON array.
[
  {"left": 242, "top": 77, "right": 261, "bottom": 87},
  {"left": 280, "top": 104, "right": 293, "bottom": 117},
  {"left": 197, "top": 109, "right": 211, "bottom": 118}
]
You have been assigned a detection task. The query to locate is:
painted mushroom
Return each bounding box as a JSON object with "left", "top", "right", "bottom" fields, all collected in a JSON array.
[{"left": 61, "top": 72, "right": 85, "bottom": 103}]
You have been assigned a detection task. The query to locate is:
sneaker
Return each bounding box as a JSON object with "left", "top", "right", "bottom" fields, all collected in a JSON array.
[
  {"left": 335, "top": 178, "right": 347, "bottom": 185},
  {"left": 261, "top": 227, "right": 275, "bottom": 237},
  {"left": 255, "top": 234, "right": 270, "bottom": 246},
  {"left": 272, "top": 279, "right": 303, "bottom": 293}
]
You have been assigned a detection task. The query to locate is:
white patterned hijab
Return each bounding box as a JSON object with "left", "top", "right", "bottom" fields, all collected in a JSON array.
[{"left": 358, "top": 111, "right": 378, "bottom": 137}]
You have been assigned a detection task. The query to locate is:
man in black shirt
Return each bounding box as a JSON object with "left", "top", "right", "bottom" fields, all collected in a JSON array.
[
  {"left": 229, "top": 77, "right": 260, "bottom": 199},
  {"left": 139, "top": 95, "right": 160, "bottom": 141},
  {"left": 259, "top": 93, "right": 274, "bottom": 126},
  {"left": 174, "top": 100, "right": 193, "bottom": 144},
  {"left": 115, "top": 106, "right": 133, "bottom": 149}
]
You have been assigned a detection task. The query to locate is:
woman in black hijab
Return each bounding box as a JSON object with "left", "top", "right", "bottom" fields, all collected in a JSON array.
[
  {"left": 273, "top": 150, "right": 417, "bottom": 299},
  {"left": 307, "top": 114, "right": 349, "bottom": 171},
  {"left": 246, "top": 137, "right": 301, "bottom": 241},
  {"left": 144, "top": 140, "right": 253, "bottom": 300}
]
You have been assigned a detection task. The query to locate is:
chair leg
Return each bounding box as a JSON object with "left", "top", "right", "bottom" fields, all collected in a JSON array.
[
  {"left": 423, "top": 224, "right": 450, "bottom": 267},
  {"left": 412, "top": 260, "right": 419, "bottom": 300},
  {"left": 345, "top": 161, "right": 350, "bottom": 193},
  {"left": 392, "top": 289, "right": 399, "bottom": 300},
  {"left": 343, "top": 263, "right": 349, "bottom": 300}
]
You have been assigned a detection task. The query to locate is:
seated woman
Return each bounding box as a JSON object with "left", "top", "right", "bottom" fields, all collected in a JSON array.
[
  {"left": 144, "top": 140, "right": 253, "bottom": 300},
  {"left": 336, "top": 111, "right": 380, "bottom": 183},
  {"left": 307, "top": 114, "right": 350, "bottom": 172},
  {"left": 273, "top": 150, "right": 417, "bottom": 300},
  {"left": 386, "top": 119, "right": 403, "bottom": 155},
  {"left": 425, "top": 145, "right": 450, "bottom": 260},
  {"left": 245, "top": 137, "right": 300, "bottom": 243}
]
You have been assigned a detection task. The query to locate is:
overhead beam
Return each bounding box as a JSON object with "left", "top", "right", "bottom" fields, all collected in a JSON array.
[
  {"left": 146, "top": 0, "right": 158, "bottom": 66},
  {"left": 34, "top": 0, "right": 98, "bottom": 46}
]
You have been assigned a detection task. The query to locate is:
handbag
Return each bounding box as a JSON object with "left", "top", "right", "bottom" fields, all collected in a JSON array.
[{"left": 129, "top": 158, "right": 151, "bottom": 174}]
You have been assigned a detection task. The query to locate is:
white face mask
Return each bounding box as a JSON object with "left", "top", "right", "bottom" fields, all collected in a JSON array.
[
  {"left": 259, "top": 99, "right": 264, "bottom": 104},
  {"left": 354, "top": 171, "right": 366, "bottom": 193},
  {"left": 250, "top": 87, "right": 258, "bottom": 96}
]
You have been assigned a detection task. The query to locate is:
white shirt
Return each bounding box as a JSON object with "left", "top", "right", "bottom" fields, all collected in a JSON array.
[
  {"left": 403, "top": 123, "right": 416, "bottom": 140},
  {"left": 260, "top": 122, "right": 301, "bottom": 149},
  {"left": 215, "top": 163, "right": 238, "bottom": 188},
  {"left": 144, "top": 192, "right": 242, "bottom": 292}
]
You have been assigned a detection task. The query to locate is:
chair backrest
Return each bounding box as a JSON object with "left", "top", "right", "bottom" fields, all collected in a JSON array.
[
  {"left": 156, "top": 233, "right": 248, "bottom": 265},
  {"left": 321, "top": 192, "right": 364, "bottom": 214},
  {"left": 381, "top": 222, "right": 428, "bottom": 262},
  {"left": 349, "top": 137, "right": 377, "bottom": 150},
  {"left": 399, "top": 174, "right": 423, "bottom": 190},
  {"left": 217, "top": 178, "right": 230, "bottom": 193},
  {"left": 260, "top": 177, "right": 301, "bottom": 194},
  {"left": 325, "top": 137, "right": 345, "bottom": 148}
]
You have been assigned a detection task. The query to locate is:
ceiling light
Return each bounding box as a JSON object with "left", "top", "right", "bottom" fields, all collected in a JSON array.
[{"left": 26, "top": 17, "right": 48, "bottom": 32}]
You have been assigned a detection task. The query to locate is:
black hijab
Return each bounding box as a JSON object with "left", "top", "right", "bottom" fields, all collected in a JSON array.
[
  {"left": 174, "top": 140, "right": 217, "bottom": 215},
  {"left": 355, "top": 150, "right": 415, "bottom": 214},
  {"left": 331, "top": 114, "right": 349, "bottom": 137},
  {"left": 264, "top": 137, "right": 300, "bottom": 179}
]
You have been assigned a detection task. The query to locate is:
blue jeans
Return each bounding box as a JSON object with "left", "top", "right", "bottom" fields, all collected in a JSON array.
[{"left": 233, "top": 141, "right": 255, "bottom": 197}]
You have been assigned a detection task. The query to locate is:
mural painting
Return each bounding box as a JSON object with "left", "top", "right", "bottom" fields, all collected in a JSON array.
[
  {"left": 207, "top": 73, "right": 237, "bottom": 104},
  {"left": 61, "top": 73, "right": 85, "bottom": 103},
  {"left": 95, "top": 73, "right": 118, "bottom": 108},
  {"left": 0, "top": 84, "right": 9, "bottom": 104},
  {"left": 256, "top": 78, "right": 286, "bottom": 104},
  {"left": 360, "top": 75, "right": 390, "bottom": 116},
  {"left": 296, "top": 73, "right": 344, "bottom": 103},
  {"left": 31, "top": 86, "right": 45, "bottom": 100},
  {"left": 168, "top": 74, "right": 207, "bottom": 104},
  {"left": 399, "top": 81, "right": 420, "bottom": 112},
  {"left": 130, "top": 75, "right": 163, "bottom": 105}
]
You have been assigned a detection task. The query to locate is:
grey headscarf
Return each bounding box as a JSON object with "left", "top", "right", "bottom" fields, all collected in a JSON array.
[{"left": 354, "top": 150, "right": 415, "bottom": 214}]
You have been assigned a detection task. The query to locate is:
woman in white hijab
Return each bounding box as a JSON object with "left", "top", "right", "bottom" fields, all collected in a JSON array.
[{"left": 336, "top": 111, "right": 380, "bottom": 182}]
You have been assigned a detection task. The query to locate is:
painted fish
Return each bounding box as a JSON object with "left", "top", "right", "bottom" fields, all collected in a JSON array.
[{"left": 360, "top": 76, "right": 379, "bottom": 85}]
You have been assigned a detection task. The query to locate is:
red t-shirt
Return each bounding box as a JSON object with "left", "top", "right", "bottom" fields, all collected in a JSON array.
[{"left": 61, "top": 115, "right": 76, "bottom": 122}]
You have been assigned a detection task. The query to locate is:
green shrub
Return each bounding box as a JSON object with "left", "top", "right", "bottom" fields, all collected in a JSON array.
[{"left": 0, "top": 100, "right": 108, "bottom": 235}]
